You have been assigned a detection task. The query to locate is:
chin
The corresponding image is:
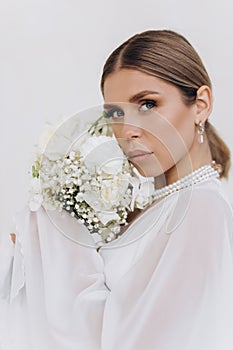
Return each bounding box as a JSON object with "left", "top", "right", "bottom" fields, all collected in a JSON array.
[{"left": 131, "top": 162, "right": 165, "bottom": 178}]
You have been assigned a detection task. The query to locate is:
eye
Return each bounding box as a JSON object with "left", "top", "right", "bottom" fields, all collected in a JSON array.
[
  {"left": 104, "top": 107, "right": 124, "bottom": 119},
  {"left": 139, "top": 100, "right": 156, "bottom": 112}
]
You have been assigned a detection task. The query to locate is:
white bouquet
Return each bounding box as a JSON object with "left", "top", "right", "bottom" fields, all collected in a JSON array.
[{"left": 29, "top": 112, "right": 155, "bottom": 245}]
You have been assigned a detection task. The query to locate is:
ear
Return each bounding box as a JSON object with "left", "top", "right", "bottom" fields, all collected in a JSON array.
[{"left": 194, "top": 85, "right": 212, "bottom": 124}]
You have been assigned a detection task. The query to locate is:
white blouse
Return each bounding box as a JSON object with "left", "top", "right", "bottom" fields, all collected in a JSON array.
[{"left": 0, "top": 178, "right": 233, "bottom": 350}]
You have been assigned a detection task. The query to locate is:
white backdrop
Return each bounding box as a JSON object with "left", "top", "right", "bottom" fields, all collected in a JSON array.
[{"left": 1, "top": 0, "right": 233, "bottom": 234}]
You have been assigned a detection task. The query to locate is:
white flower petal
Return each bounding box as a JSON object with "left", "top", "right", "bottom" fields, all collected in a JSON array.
[
  {"left": 29, "top": 194, "right": 43, "bottom": 211},
  {"left": 30, "top": 177, "right": 41, "bottom": 193},
  {"left": 80, "top": 136, "right": 125, "bottom": 174},
  {"left": 97, "top": 211, "right": 120, "bottom": 225}
]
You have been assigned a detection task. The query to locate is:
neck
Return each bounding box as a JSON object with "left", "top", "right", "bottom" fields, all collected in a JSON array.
[{"left": 164, "top": 137, "right": 212, "bottom": 186}]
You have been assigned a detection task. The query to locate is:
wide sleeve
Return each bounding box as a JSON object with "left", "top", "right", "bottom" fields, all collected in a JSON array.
[
  {"left": 101, "top": 187, "right": 233, "bottom": 350},
  {"left": 0, "top": 206, "right": 109, "bottom": 350},
  {"left": 0, "top": 232, "right": 16, "bottom": 350},
  {"left": 0, "top": 233, "right": 15, "bottom": 301}
]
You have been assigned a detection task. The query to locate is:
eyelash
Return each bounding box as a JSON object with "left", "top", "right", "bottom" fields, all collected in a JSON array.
[
  {"left": 104, "top": 100, "right": 157, "bottom": 119},
  {"left": 139, "top": 100, "right": 157, "bottom": 111},
  {"left": 104, "top": 108, "right": 124, "bottom": 119}
]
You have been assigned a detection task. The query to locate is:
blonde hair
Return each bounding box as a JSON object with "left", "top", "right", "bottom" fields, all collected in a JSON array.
[{"left": 101, "top": 29, "right": 231, "bottom": 178}]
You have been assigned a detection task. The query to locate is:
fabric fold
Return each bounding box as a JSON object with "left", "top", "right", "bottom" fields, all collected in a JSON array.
[
  {"left": 1, "top": 178, "right": 233, "bottom": 350},
  {"left": 3, "top": 206, "right": 109, "bottom": 350},
  {"left": 0, "top": 234, "right": 15, "bottom": 302}
]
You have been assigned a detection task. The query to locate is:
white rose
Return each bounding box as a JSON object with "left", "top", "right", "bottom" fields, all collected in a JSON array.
[
  {"left": 101, "top": 181, "right": 120, "bottom": 205},
  {"left": 97, "top": 211, "right": 121, "bottom": 225},
  {"left": 135, "top": 181, "right": 155, "bottom": 209},
  {"left": 79, "top": 135, "right": 124, "bottom": 174},
  {"left": 130, "top": 176, "right": 155, "bottom": 210},
  {"left": 82, "top": 190, "right": 121, "bottom": 225},
  {"left": 100, "top": 175, "right": 129, "bottom": 206},
  {"left": 83, "top": 191, "right": 104, "bottom": 211}
]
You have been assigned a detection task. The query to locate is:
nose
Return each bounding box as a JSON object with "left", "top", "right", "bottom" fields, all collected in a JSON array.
[
  {"left": 120, "top": 122, "right": 142, "bottom": 139},
  {"left": 113, "top": 107, "right": 143, "bottom": 140}
]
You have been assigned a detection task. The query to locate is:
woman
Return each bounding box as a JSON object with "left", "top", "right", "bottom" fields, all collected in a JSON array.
[{"left": 0, "top": 29, "right": 233, "bottom": 350}]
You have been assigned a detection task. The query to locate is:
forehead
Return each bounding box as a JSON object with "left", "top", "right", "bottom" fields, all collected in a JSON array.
[{"left": 103, "top": 69, "right": 178, "bottom": 102}]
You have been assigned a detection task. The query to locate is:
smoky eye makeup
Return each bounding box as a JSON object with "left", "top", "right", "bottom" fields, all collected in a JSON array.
[
  {"left": 103, "top": 98, "right": 157, "bottom": 120},
  {"left": 103, "top": 104, "right": 125, "bottom": 119},
  {"left": 138, "top": 100, "right": 157, "bottom": 111}
]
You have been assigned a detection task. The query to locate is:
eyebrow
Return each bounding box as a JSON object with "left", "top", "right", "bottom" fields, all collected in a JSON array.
[
  {"left": 103, "top": 103, "right": 119, "bottom": 110},
  {"left": 129, "top": 90, "right": 160, "bottom": 103},
  {"left": 104, "top": 90, "right": 160, "bottom": 109}
]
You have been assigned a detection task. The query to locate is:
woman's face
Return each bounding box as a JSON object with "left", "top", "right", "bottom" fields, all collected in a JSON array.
[{"left": 103, "top": 69, "right": 197, "bottom": 178}]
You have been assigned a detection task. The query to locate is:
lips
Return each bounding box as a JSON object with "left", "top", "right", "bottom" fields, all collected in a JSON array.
[{"left": 127, "top": 150, "right": 153, "bottom": 160}]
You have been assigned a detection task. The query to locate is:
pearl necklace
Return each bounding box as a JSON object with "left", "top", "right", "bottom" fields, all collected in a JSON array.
[{"left": 152, "top": 162, "right": 221, "bottom": 201}]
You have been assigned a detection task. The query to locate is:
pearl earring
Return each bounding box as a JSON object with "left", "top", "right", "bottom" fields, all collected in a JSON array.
[{"left": 197, "top": 121, "right": 205, "bottom": 144}]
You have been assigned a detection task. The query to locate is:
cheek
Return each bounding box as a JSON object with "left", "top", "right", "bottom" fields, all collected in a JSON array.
[
  {"left": 171, "top": 110, "right": 196, "bottom": 149},
  {"left": 111, "top": 124, "right": 124, "bottom": 145},
  {"left": 111, "top": 124, "right": 121, "bottom": 137},
  {"left": 149, "top": 110, "right": 195, "bottom": 160}
]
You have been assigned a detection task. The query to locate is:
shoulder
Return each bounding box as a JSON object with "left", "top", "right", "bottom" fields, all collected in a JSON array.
[
  {"left": 180, "top": 178, "right": 232, "bottom": 216},
  {"left": 165, "top": 178, "right": 233, "bottom": 237},
  {"left": 187, "top": 178, "right": 232, "bottom": 219}
]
